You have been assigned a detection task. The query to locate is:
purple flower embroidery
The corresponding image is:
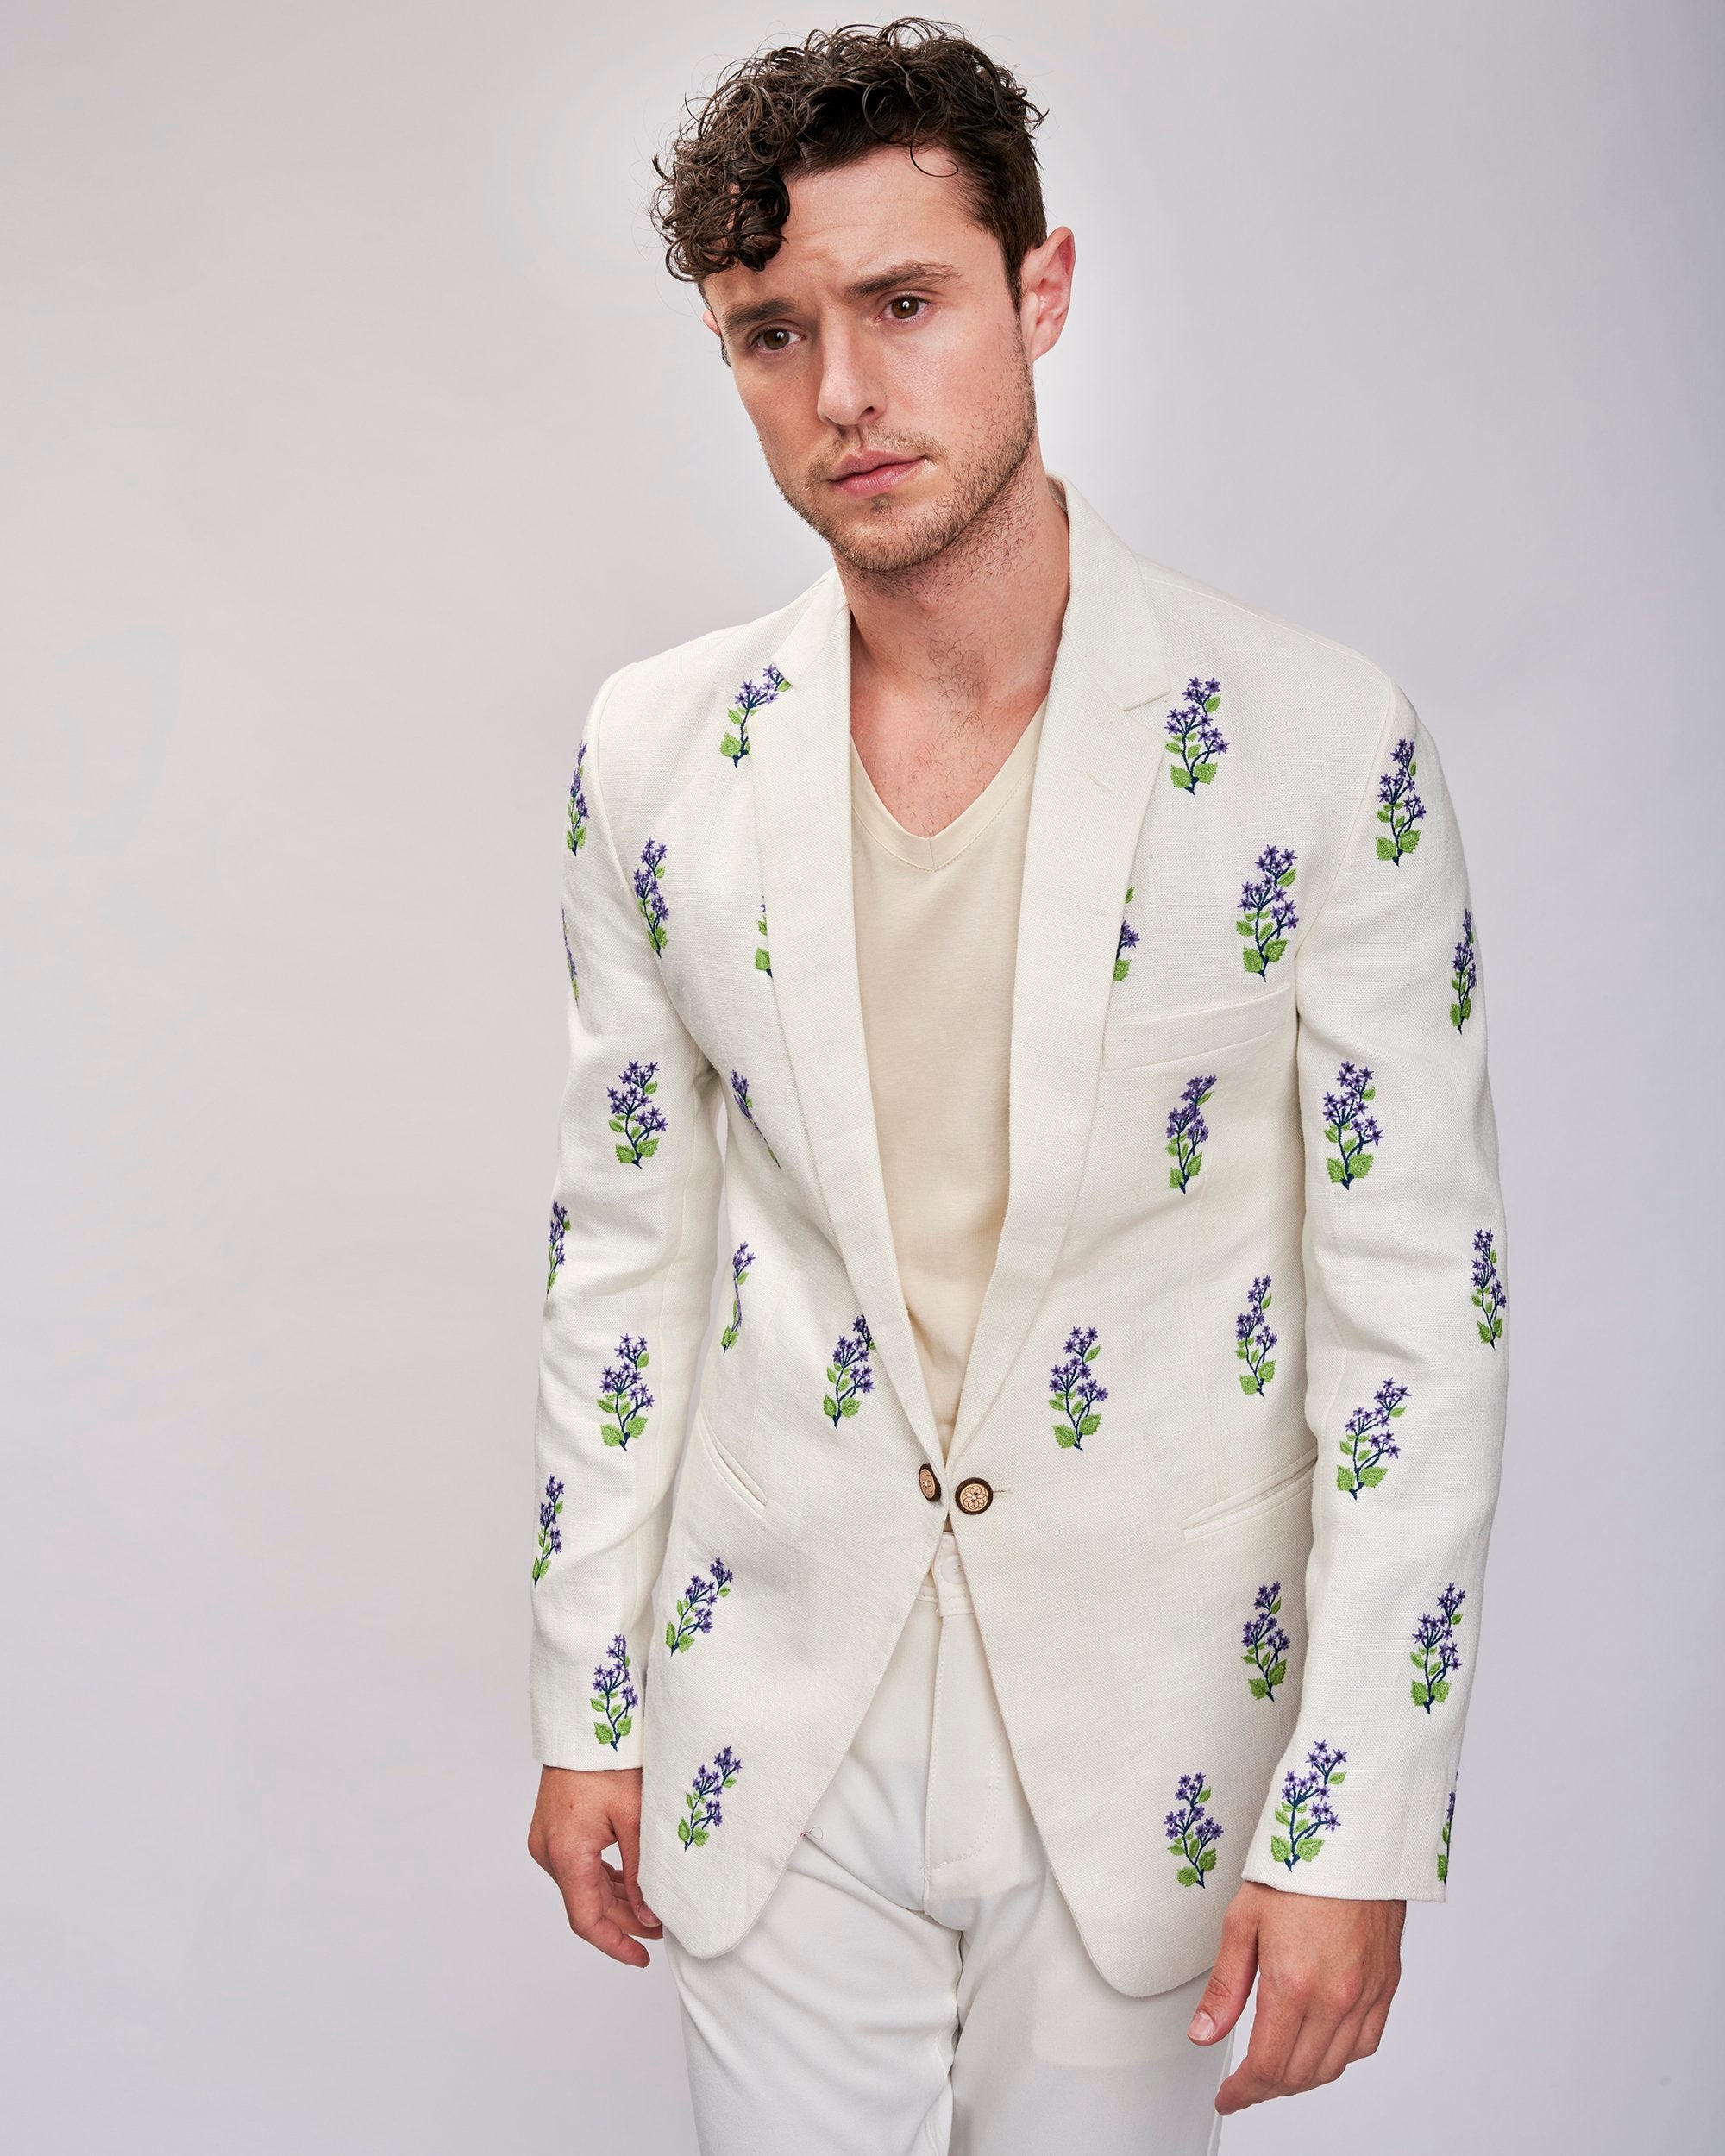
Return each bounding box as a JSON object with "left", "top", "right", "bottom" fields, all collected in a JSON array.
[
  {"left": 1114, "top": 883, "right": 1139, "bottom": 981},
  {"left": 719, "top": 1242, "right": 755, "bottom": 1352},
  {"left": 1164, "top": 675, "right": 1227, "bottom": 795},
  {"left": 755, "top": 893, "right": 772, "bottom": 975},
  {"left": 634, "top": 836, "right": 669, "bottom": 955},
  {"left": 678, "top": 1745, "right": 742, "bottom": 1850},
  {"left": 1376, "top": 736, "right": 1426, "bottom": 864},
  {"left": 561, "top": 909, "right": 579, "bottom": 1005},
  {"left": 591, "top": 1634, "right": 637, "bottom": 1750},
  {"left": 1048, "top": 1323, "right": 1107, "bottom": 1451},
  {"left": 530, "top": 1475, "right": 563, "bottom": 1585},
  {"left": 1237, "top": 843, "right": 1297, "bottom": 981},
  {"left": 1471, "top": 1227, "right": 1507, "bottom": 1347},
  {"left": 598, "top": 1332, "right": 654, "bottom": 1450},
  {"left": 1166, "top": 1074, "right": 1216, "bottom": 1193},
  {"left": 1322, "top": 1060, "right": 1381, "bottom": 1188},
  {"left": 824, "top": 1313, "right": 875, "bottom": 1426},
  {"left": 608, "top": 1058, "right": 666, "bottom": 1167},
  {"left": 1242, "top": 1582, "right": 1291, "bottom": 1701},
  {"left": 1270, "top": 1739, "right": 1346, "bottom": 1868},
  {"left": 1410, "top": 1583, "right": 1465, "bottom": 1713},
  {"left": 546, "top": 1198, "right": 568, "bottom": 1295},
  {"left": 666, "top": 1557, "right": 734, "bottom": 1655},
  {"left": 1235, "top": 1274, "right": 1277, "bottom": 1396},
  {"left": 730, "top": 1069, "right": 780, "bottom": 1166},
  {"left": 719, "top": 666, "right": 791, "bottom": 765},
  {"left": 566, "top": 740, "right": 589, "bottom": 856},
  {"left": 1338, "top": 1377, "right": 1411, "bottom": 1497},
  {"left": 1450, "top": 907, "right": 1477, "bottom": 1031},
  {"left": 1164, "top": 1770, "right": 1224, "bottom": 1887},
  {"left": 1439, "top": 1787, "right": 1455, "bottom": 1882}
]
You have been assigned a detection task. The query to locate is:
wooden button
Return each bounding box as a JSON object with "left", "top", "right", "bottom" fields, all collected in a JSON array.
[
  {"left": 918, "top": 1463, "right": 941, "bottom": 1503},
  {"left": 954, "top": 1476, "right": 993, "bottom": 1514}
]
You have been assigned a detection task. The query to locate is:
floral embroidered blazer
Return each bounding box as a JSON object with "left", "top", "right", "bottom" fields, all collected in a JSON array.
[{"left": 529, "top": 474, "right": 1509, "bottom": 1997}]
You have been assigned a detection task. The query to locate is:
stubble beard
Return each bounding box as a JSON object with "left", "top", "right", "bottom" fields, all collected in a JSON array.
[{"left": 762, "top": 342, "right": 1041, "bottom": 589}]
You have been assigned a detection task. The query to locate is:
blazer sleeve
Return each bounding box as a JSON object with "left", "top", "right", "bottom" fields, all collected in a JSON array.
[
  {"left": 528, "top": 664, "right": 725, "bottom": 1769},
  {"left": 1240, "top": 679, "right": 1510, "bottom": 1898}
]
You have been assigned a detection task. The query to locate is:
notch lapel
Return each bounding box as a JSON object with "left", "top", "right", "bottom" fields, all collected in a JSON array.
[
  {"left": 752, "top": 572, "right": 944, "bottom": 1469},
  {"left": 944, "top": 479, "right": 1172, "bottom": 1465}
]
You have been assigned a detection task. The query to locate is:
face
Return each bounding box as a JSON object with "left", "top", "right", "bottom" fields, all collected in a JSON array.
[{"left": 701, "top": 143, "right": 1074, "bottom": 574}]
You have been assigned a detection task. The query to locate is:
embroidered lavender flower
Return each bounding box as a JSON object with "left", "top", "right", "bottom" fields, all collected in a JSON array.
[
  {"left": 1338, "top": 1377, "right": 1411, "bottom": 1497},
  {"left": 666, "top": 1558, "right": 734, "bottom": 1655},
  {"left": 1237, "top": 843, "right": 1298, "bottom": 980},
  {"left": 1235, "top": 1274, "right": 1277, "bottom": 1396},
  {"left": 719, "top": 665, "right": 791, "bottom": 764},
  {"left": 566, "top": 740, "right": 588, "bottom": 856},
  {"left": 634, "top": 836, "right": 670, "bottom": 955},
  {"left": 1450, "top": 907, "right": 1477, "bottom": 1031},
  {"left": 1471, "top": 1227, "right": 1507, "bottom": 1347},
  {"left": 678, "top": 1745, "right": 742, "bottom": 1851},
  {"left": 1048, "top": 1323, "right": 1107, "bottom": 1450},
  {"left": 1376, "top": 736, "right": 1426, "bottom": 864},
  {"left": 590, "top": 1634, "right": 637, "bottom": 1750},
  {"left": 530, "top": 1475, "right": 563, "bottom": 1585},
  {"left": 1270, "top": 1739, "right": 1346, "bottom": 1868},
  {"left": 730, "top": 1069, "right": 780, "bottom": 1166},
  {"left": 824, "top": 1313, "right": 875, "bottom": 1426},
  {"left": 609, "top": 1057, "right": 667, "bottom": 1166},
  {"left": 1322, "top": 1060, "right": 1381, "bottom": 1188},
  {"left": 755, "top": 893, "right": 772, "bottom": 975},
  {"left": 1410, "top": 1583, "right": 1465, "bottom": 1713},
  {"left": 546, "top": 1198, "right": 568, "bottom": 1295},
  {"left": 1241, "top": 1582, "right": 1290, "bottom": 1701},
  {"left": 1165, "top": 676, "right": 1227, "bottom": 794},
  {"left": 1164, "top": 1771, "right": 1224, "bottom": 1887},
  {"left": 1114, "top": 883, "right": 1139, "bottom": 981},
  {"left": 1166, "top": 1074, "right": 1216, "bottom": 1193},
  {"left": 720, "top": 1242, "right": 755, "bottom": 1352},
  {"left": 1439, "top": 1788, "right": 1455, "bottom": 1882},
  {"left": 562, "top": 907, "right": 579, "bottom": 1003},
  {"left": 598, "top": 1332, "right": 653, "bottom": 1450}
]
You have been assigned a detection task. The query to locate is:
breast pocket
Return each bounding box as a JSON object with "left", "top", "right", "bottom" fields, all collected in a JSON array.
[{"left": 1101, "top": 979, "right": 1296, "bottom": 1072}]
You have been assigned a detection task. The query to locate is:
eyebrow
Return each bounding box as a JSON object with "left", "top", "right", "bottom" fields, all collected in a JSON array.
[{"left": 717, "top": 259, "right": 962, "bottom": 337}]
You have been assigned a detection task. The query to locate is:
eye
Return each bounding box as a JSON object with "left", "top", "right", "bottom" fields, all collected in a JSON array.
[
  {"left": 885, "top": 294, "right": 927, "bottom": 321},
  {"left": 749, "top": 325, "right": 798, "bottom": 354}
]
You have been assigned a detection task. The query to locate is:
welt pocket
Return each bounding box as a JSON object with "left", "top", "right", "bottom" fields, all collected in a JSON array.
[
  {"left": 1181, "top": 1446, "right": 1317, "bottom": 1540},
  {"left": 1102, "top": 981, "right": 1295, "bottom": 1071},
  {"left": 693, "top": 1405, "right": 768, "bottom": 1516}
]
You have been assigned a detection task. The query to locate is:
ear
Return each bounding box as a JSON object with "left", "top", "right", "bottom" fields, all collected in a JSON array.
[
  {"left": 1019, "top": 226, "right": 1076, "bottom": 363},
  {"left": 700, "top": 305, "right": 732, "bottom": 370}
]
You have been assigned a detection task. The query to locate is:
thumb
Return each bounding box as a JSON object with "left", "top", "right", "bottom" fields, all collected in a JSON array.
[
  {"left": 1189, "top": 1903, "right": 1259, "bottom": 2044},
  {"left": 616, "top": 1808, "right": 657, "bottom": 1927}
]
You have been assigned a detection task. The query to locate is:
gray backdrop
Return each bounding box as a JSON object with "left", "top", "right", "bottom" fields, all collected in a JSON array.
[{"left": 3, "top": 3, "right": 1718, "bottom": 2149}]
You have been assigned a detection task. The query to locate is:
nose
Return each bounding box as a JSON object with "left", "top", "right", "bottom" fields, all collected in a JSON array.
[{"left": 814, "top": 321, "right": 885, "bottom": 433}]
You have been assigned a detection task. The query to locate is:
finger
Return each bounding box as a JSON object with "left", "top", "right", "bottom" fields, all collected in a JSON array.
[
  {"left": 1277, "top": 1961, "right": 1366, "bottom": 2092},
  {"left": 617, "top": 1808, "right": 658, "bottom": 1930},
  {"left": 1214, "top": 1974, "right": 1308, "bottom": 2114},
  {"left": 558, "top": 1844, "right": 653, "bottom": 1968},
  {"left": 1189, "top": 1906, "right": 1259, "bottom": 2043},
  {"left": 596, "top": 1859, "right": 663, "bottom": 1937}
]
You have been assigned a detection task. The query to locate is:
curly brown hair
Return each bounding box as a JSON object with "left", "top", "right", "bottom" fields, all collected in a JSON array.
[{"left": 648, "top": 17, "right": 1049, "bottom": 309}]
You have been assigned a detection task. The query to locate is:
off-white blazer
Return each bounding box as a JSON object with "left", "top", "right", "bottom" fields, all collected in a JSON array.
[{"left": 529, "top": 475, "right": 1510, "bottom": 1997}]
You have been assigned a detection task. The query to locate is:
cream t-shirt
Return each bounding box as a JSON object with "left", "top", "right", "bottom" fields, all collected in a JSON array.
[{"left": 850, "top": 699, "right": 1047, "bottom": 1459}]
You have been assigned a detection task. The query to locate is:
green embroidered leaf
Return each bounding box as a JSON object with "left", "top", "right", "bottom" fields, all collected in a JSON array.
[
  {"left": 840, "top": 1398, "right": 859, "bottom": 1417},
  {"left": 665, "top": 1623, "right": 676, "bottom": 1651},
  {"left": 1402, "top": 829, "right": 1421, "bottom": 851},
  {"left": 1268, "top": 1662, "right": 1287, "bottom": 1686},
  {"left": 1270, "top": 1836, "right": 1292, "bottom": 1865},
  {"left": 1079, "top": 1414, "right": 1101, "bottom": 1436},
  {"left": 754, "top": 950, "right": 772, "bottom": 972},
  {"left": 1243, "top": 949, "right": 1265, "bottom": 974},
  {"left": 601, "top": 1426, "right": 624, "bottom": 1447},
  {"left": 822, "top": 1395, "right": 837, "bottom": 1418},
  {"left": 594, "top": 1722, "right": 612, "bottom": 1743},
  {"left": 615, "top": 1714, "right": 631, "bottom": 1738},
  {"left": 677, "top": 1820, "right": 691, "bottom": 1845},
  {"left": 1200, "top": 1848, "right": 1218, "bottom": 1871},
  {"left": 719, "top": 733, "right": 741, "bottom": 759},
  {"left": 1433, "top": 1681, "right": 1450, "bottom": 1702},
  {"left": 1263, "top": 938, "right": 1287, "bottom": 962},
  {"left": 1352, "top": 1154, "right": 1373, "bottom": 1176},
  {"left": 1176, "top": 1865, "right": 1198, "bottom": 1886},
  {"left": 1260, "top": 1361, "right": 1276, "bottom": 1385},
  {"left": 1438, "top": 1854, "right": 1449, "bottom": 1881},
  {"left": 1358, "top": 1465, "right": 1387, "bottom": 1486},
  {"left": 1326, "top": 1158, "right": 1347, "bottom": 1183},
  {"left": 1203, "top": 694, "right": 1220, "bottom": 715},
  {"left": 1248, "top": 1677, "right": 1269, "bottom": 1698},
  {"left": 1113, "top": 957, "right": 1130, "bottom": 981},
  {"left": 637, "top": 1138, "right": 659, "bottom": 1158},
  {"left": 1412, "top": 1682, "right": 1430, "bottom": 1707},
  {"left": 1170, "top": 766, "right": 1193, "bottom": 788},
  {"left": 1239, "top": 1375, "right": 1260, "bottom": 1395},
  {"left": 1328, "top": 1771, "right": 1345, "bottom": 1784},
  {"left": 691, "top": 1827, "right": 708, "bottom": 1846},
  {"left": 1376, "top": 836, "right": 1398, "bottom": 860},
  {"left": 1054, "top": 1426, "right": 1078, "bottom": 1447},
  {"left": 1298, "top": 1839, "right": 1322, "bottom": 1861},
  {"left": 1337, "top": 1466, "right": 1353, "bottom": 1492},
  {"left": 1477, "top": 1321, "right": 1496, "bottom": 1345},
  {"left": 1083, "top": 1342, "right": 1100, "bottom": 1363},
  {"left": 1195, "top": 763, "right": 1218, "bottom": 782},
  {"left": 1235, "top": 919, "right": 1255, "bottom": 936},
  {"left": 1276, "top": 868, "right": 1295, "bottom": 888}
]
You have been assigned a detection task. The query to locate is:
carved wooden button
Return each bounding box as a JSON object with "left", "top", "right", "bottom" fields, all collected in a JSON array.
[
  {"left": 954, "top": 1476, "right": 994, "bottom": 1514},
  {"left": 918, "top": 1463, "right": 941, "bottom": 1503}
]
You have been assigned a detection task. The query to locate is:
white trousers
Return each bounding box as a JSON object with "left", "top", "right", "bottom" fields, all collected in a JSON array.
[{"left": 665, "top": 1526, "right": 1235, "bottom": 2155}]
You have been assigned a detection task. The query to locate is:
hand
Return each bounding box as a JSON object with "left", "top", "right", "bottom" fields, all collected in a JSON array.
[
  {"left": 528, "top": 1764, "right": 663, "bottom": 1967},
  {"left": 1187, "top": 1882, "right": 1404, "bottom": 2113}
]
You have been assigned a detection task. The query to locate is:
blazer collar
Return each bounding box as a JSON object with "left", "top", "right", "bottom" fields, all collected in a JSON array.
[{"left": 752, "top": 473, "right": 1172, "bottom": 1473}]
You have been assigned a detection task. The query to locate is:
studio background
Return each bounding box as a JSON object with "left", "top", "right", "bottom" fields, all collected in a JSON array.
[{"left": 3, "top": 3, "right": 1717, "bottom": 2150}]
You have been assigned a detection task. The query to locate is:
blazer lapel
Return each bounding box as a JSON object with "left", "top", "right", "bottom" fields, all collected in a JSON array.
[
  {"left": 752, "top": 572, "right": 944, "bottom": 1470},
  {"left": 945, "top": 478, "right": 1172, "bottom": 1465}
]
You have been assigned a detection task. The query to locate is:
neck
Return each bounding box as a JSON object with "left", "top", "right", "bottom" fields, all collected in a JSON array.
[{"left": 834, "top": 450, "right": 1070, "bottom": 724}]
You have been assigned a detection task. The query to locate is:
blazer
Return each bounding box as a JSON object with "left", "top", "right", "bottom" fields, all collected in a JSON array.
[{"left": 528, "top": 474, "right": 1510, "bottom": 1998}]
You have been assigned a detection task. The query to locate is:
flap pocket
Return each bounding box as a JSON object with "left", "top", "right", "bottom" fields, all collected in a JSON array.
[
  {"left": 1102, "top": 980, "right": 1295, "bottom": 1071},
  {"left": 1182, "top": 1445, "right": 1317, "bottom": 1540}
]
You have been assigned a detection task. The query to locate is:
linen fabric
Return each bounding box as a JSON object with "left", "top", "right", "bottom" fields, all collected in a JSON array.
[
  {"left": 528, "top": 473, "right": 1511, "bottom": 1997},
  {"left": 666, "top": 1526, "right": 1232, "bottom": 2155}
]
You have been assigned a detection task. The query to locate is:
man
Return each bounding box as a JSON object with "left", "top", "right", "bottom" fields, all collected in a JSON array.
[{"left": 525, "top": 20, "right": 1509, "bottom": 2153}]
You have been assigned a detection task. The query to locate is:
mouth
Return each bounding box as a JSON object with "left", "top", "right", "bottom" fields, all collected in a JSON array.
[{"left": 827, "top": 454, "right": 925, "bottom": 500}]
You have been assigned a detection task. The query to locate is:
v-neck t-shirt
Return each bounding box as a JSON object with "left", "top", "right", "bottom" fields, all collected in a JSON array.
[{"left": 849, "top": 700, "right": 1047, "bottom": 1459}]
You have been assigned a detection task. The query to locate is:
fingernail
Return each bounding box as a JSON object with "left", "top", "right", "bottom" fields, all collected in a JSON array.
[
  {"left": 1189, "top": 2010, "right": 1215, "bottom": 2041},
  {"left": 638, "top": 1902, "right": 658, "bottom": 1924}
]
